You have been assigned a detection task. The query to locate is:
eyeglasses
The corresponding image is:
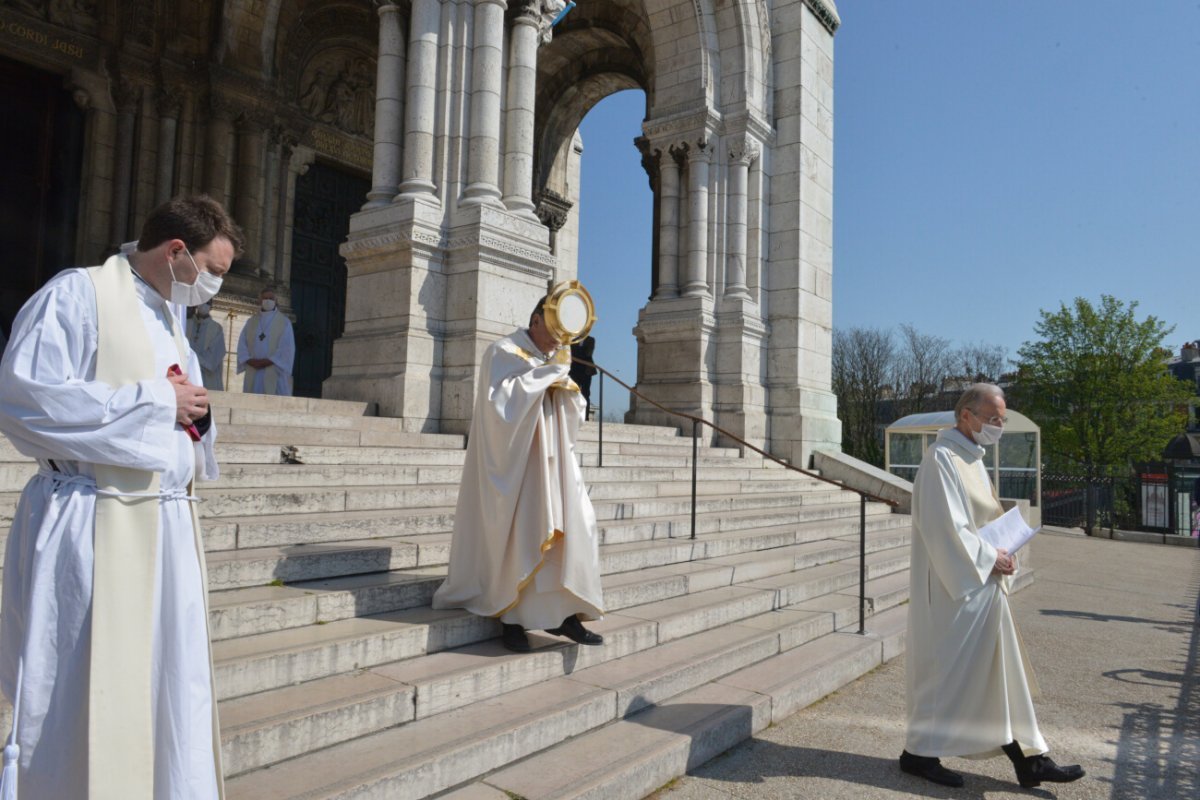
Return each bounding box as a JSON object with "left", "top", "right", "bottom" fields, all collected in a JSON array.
[{"left": 971, "top": 409, "right": 1007, "bottom": 426}]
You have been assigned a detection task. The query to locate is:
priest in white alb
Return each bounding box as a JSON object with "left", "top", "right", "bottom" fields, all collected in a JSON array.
[
  {"left": 236, "top": 285, "right": 295, "bottom": 395},
  {"left": 901, "top": 383, "right": 1084, "bottom": 790},
  {"left": 0, "top": 195, "right": 239, "bottom": 799},
  {"left": 188, "top": 302, "right": 226, "bottom": 390},
  {"left": 432, "top": 296, "right": 605, "bottom": 652}
]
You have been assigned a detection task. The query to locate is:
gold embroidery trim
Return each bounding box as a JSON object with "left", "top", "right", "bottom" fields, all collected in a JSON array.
[{"left": 492, "top": 529, "right": 565, "bottom": 618}]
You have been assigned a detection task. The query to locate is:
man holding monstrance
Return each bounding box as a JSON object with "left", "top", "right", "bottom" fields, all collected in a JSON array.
[{"left": 433, "top": 282, "right": 606, "bottom": 652}]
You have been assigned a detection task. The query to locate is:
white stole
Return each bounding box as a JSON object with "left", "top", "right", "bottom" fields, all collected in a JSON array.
[{"left": 86, "top": 258, "right": 225, "bottom": 799}]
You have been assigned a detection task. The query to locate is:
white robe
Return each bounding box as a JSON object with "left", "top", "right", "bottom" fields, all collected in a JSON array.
[
  {"left": 905, "top": 427, "right": 1047, "bottom": 759},
  {"left": 187, "top": 316, "right": 226, "bottom": 391},
  {"left": 432, "top": 329, "right": 605, "bottom": 631},
  {"left": 236, "top": 310, "right": 294, "bottom": 395},
  {"left": 0, "top": 267, "right": 221, "bottom": 798}
]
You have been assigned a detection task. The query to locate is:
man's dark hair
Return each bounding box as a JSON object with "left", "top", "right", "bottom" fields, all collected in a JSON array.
[
  {"left": 137, "top": 194, "right": 244, "bottom": 255},
  {"left": 529, "top": 296, "right": 547, "bottom": 326}
]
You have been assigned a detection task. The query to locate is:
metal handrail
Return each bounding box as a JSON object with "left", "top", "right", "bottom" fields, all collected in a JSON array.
[{"left": 577, "top": 358, "right": 900, "bottom": 636}]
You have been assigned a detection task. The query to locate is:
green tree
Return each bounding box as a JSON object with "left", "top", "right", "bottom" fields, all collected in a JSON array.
[{"left": 1013, "top": 295, "right": 1191, "bottom": 473}]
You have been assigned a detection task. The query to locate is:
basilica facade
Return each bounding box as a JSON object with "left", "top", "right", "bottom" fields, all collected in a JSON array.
[{"left": 0, "top": 0, "right": 841, "bottom": 464}]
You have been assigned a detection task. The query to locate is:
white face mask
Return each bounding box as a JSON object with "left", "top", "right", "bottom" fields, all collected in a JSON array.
[
  {"left": 973, "top": 422, "right": 1004, "bottom": 446},
  {"left": 169, "top": 247, "right": 222, "bottom": 307},
  {"left": 261, "top": 298, "right": 277, "bottom": 312}
]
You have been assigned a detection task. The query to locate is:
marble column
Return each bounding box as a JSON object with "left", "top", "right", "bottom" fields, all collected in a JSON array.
[
  {"left": 501, "top": 0, "right": 539, "bottom": 218},
  {"left": 155, "top": 90, "right": 182, "bottom": 204},
  {"left": 683, "top": 140, "right": 711, "bottom": 297},
  {"left": 462, "top": 0, "right": 507, "bottom": 206},
  {"left": 274, "top": 136, "right": 298, "bottom": 284},
  {"left": 725, "top": 137, "right": 759, "bottom": 300},
  {"left": 398, "top": 0, "right": 440, "bottom": 196},
  {"left": 109, "top": 81, "right": 139, "bottom": 248},
  {"left": 234, "top": 115, "right": 265, "bottom": 268},
  {"left": 653, "top": 144, "right": 684, "bottom": 299},
  {"left": 204, "top": 101, "right": 236, "bottom": 207},
  {"left": 260, "top": 129, "right": 282, "bottom": 273},
  {"left": 365, "top": 1, "right": 406, "bottom": 208}
]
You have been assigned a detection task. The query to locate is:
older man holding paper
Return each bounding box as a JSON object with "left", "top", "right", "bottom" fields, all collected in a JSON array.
[{"left": 899, "top": 383, "right": 1084, "bottom": 790}]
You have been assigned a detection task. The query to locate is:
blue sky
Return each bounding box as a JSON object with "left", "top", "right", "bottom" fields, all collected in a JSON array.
[{"left": 576, "top": 1, "right": 1200, "bottom": 415}]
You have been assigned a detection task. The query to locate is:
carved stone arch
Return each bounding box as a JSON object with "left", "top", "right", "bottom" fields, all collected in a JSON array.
[
  {"left": 639, "top": 0, "right": 721, "bottom": 116},
  {"left": 712, "top": 0, "right": 769, "bottom": 117},
  {"left": 534, "top": 2, "right": 654, "bottom": 201},
  {"left": 273, "top": 0, "right": 377, "bottom": 99}
]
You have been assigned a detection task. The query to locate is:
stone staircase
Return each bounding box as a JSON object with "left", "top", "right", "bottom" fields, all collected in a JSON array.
[{"left": 0, "top": 391, "right": 915, "bottom": 799}]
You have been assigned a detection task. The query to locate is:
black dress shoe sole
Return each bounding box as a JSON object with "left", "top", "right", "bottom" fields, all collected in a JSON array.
[
  {"left": 545, "top": 625, "right": 604, "bottom": 645},
  {"left": 900, "top": 760, "right": 965, "bottom": 788}
]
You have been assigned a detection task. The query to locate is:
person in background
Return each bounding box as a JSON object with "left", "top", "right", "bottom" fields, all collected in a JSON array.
[
  {"left": 569, "top": 334, "right": 598, "bottom": 421},
  {"left": 900, "top": 383, "right": 1084, "bottom": 790},
  {"left": 187, "top": 301, "right": 226, "bottom": 390},
  {"left": 237, "top": 285, "right": 295, "bottom": 395},
  {"left": 0, "top": 194, "right": 237, "bottom": 798}
]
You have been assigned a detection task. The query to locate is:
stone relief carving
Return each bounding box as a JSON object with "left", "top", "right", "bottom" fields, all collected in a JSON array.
[
  {"left": 5, "top": 0, "right": 95, "bottom": 29},
  {"left": 123, "top": 0, "right": 155, "bottom": 47},
  {"left": 298, "top": 53, "right": 376, "bottom": 137}
]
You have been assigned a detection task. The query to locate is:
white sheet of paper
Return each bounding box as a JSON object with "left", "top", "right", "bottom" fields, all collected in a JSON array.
[{"left": 977, "top": 506, "right": 1039, "bottom": 554}]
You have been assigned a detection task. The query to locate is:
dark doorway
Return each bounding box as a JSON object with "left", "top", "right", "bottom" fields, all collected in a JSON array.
[
  {"left": 289, "top": 161, "right": 368, "bottom": 398},
  {"left": 0, "top": 55, "right": 85, "bottom": 339}
]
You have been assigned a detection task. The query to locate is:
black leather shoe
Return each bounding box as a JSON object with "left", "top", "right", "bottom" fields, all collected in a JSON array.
[
  {"left": 501, "top": 623, "right": 531, "bottom": 653},
  {"left": 899, "top": 750, "right": 965, "bottom": 788},
  {"left": 1002, "top": 741, "right": 1084, "bottom": 788},
  {"left": 546, "top": 615, "right": 603, "bottom": 645}
]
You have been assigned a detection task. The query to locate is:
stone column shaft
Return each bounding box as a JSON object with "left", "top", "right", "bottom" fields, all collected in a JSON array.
[
  {"left": 204, "top": 108, "right": 235, "bottom": 207},
  {"left": 366, "top": 1, "right": 406, "bottom": 207},
  {"left": 234, "top": 119, "right": 265, "bottom": 267},
  {"left": 501, "top": 5, "right": 539, "bottom": 217},
  {"left": 399, "top": 0, "right": 440, "bottom": 196},
  {"left": 462, "top": 0, "right": 506, "bottom": 205},
  {"left": 154, "top": 108, "right": 179, "bottom": 204},
  {"left": 683, "top": 143, "right": 711, "bottom": 297},
  {"left": 725, "top": 141, "right": 757, "bottom": 299},
  {"left": 109, "top": 85, "right": 139, "bottom": 248},
  {"left": 654, "top": 147, "right": 682, "bottom": 299}
]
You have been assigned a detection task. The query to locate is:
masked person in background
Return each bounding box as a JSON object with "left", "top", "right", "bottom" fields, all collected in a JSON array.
[
  {"left": 188, "top": 302, "right": 226, "bottom": 390},
  {"left": 237, "top": 285, "right": 295, "bottom": 396},
  {"left": 433, "top": 296, "right": 605, "bottom": 653},
  {"left": 0, "top": 194, "right": 238, "bottom": 798}
]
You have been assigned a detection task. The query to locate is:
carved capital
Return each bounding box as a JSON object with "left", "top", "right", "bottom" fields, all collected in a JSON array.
[
  {"left": 512, "top": 0, "right": 541, "bottom": 24},
  {"left": 535, "top": 188, "right": 573, "bottom": 233},
  {"left": 72, "top": 87, "right": 92, "bottom": 111},
  {"left": 156, "top": 87, "right": 184, "bottom": 118},
  {"left": 111, "top": 77, "right": 141, "bottom": 114},
  {"left": 537, "top": 0, "right": 567, "bottom": 45},
  {"left": 668, "top": 142, "right": 689, "bottom": 168},
  {"left": 728, "top": 136, "right": 760, "bottom": 166}
]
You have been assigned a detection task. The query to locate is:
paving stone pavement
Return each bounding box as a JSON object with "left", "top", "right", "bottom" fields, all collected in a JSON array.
[{"left": 651, "top": 531, "right": 1199, "bottom": 800}]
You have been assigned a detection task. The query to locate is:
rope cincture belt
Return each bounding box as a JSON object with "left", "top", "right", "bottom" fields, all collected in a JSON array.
[{"left": 38, "top": 466, "right": 201, "bottom": 503}]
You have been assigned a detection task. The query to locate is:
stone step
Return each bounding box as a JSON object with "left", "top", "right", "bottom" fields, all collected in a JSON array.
[
  {"left": 210, "top": 390, "right": 376, "bottom": 418},
  {"left": 470, "top": 606, "right": 909, "bottom": 800},
  {"left": 224, "top": 673, "right": 616, "bottom": 799},
  {"left": 204, "top": 511, "right": 909, "bottom": 592},
  {"left": 217, "top": 424, "right": 465, "bottom": 450},
  {"left": 210, "top": 536, "right": 911, "bottom": 702},
  {"left": 224, "top": 605, "right": 909, "bottom": 800},
  {"left": 204, "top": 523, "right": 911, "bottom": 640},
  {"left": 200, "top": 461, "right": 818, "bottom": 495},
  {"left": 173, "top": 492, "right": 897, "bottom": 557}
]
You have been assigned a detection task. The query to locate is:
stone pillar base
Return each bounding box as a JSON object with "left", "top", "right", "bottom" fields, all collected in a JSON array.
[
  {"left": 628, "top": 295, "right": 716, "bottom": 440},
  {"left": 325, "top": 196, "right": 555, "bottom": 433}
]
